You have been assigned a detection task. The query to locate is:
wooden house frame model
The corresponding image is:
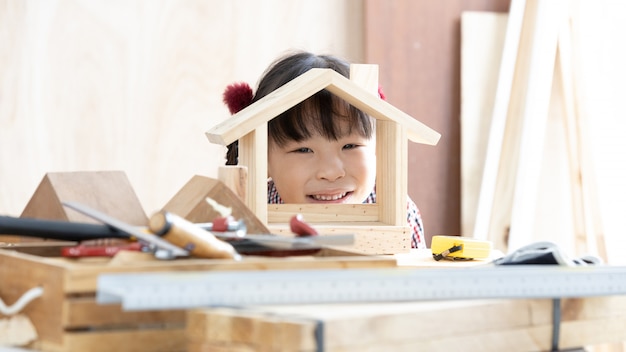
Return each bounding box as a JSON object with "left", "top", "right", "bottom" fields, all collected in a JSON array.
[{"left": 206, "top": 65, "right": 440, "bottom": 253}]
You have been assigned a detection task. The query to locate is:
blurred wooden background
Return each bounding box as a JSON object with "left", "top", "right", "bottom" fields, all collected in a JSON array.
[{"left": 2, "top": 0, "right": 626, "bottom": 261}]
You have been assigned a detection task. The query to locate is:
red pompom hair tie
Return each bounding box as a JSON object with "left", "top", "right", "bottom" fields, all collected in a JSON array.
[
  {"left": 223, "top": 82, "right": 253, "bottom": 115},
  {"left": 222, "top": 82, "right": 253, "bottom": 165},
  {"left": 378, "top": 85, "right": 386, "bottom": 101}
]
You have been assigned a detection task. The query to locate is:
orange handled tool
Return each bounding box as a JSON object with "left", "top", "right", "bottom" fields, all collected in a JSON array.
[{"left": 149, "top": 211, "right": 241, "bottom": 260}]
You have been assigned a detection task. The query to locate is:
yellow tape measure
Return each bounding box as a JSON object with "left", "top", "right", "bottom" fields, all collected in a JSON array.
[{"left": 431, "top": 235, "right": 492, "bottom": 261}]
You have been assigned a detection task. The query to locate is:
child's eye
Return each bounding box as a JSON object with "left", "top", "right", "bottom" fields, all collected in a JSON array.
[
  {"left": 343, "top": 144, "right": 359, "bottom": 150},
  {"left": 290, "top": 147, "right": 313, "bottom": 153}
]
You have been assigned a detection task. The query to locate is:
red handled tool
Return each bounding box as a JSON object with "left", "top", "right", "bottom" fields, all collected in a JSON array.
[
  {"left": 211, "top": 214, "right": 353, "bottom": 257},
  {"left": 61, "top": 242, "right": 144, "bottom": 258},
  {"left": 289, "top": 214, "right": 319, "bottom": 237}
]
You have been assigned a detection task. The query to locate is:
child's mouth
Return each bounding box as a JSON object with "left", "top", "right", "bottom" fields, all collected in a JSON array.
[{"left": 308, "top": 191, "right": 350, "bottom": 202}]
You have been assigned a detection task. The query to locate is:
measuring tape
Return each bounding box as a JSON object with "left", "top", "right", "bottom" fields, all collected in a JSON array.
[
  {"left": 97, "top": 265, "right": 626, "bottom": 311},
  {"left": 430, "top": 235, "right": 492, "bottom": 260}
]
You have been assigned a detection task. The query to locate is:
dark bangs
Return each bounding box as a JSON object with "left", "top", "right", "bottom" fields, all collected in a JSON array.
[{"left": 269, "top": 90, "right": 373, "bottom": 147}]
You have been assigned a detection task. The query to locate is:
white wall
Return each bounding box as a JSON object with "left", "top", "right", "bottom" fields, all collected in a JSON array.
[{"left": 0, "top": 0, "right": 363, "bottom": 216}]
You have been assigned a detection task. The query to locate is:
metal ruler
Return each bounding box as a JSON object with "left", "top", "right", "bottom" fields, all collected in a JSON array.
[{"left": 97, "top": 265, "right": 626, "bottom": 311}]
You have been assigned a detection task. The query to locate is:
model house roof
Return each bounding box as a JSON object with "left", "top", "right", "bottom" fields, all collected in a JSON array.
[{"left": 206, "top": 68, "right": 441, "bottom": 146}]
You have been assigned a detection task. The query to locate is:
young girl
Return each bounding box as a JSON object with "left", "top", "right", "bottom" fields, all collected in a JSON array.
[{"left": 222, "top": 51, "right": 426, "bottom": 249}]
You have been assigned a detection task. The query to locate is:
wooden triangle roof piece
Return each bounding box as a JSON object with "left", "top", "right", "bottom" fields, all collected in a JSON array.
[{"left": 206, "top": 68, "right": 441, "bottom": 146}]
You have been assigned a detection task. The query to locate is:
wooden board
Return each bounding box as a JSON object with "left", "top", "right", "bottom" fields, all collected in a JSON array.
[
  {"left": 187, "top": 296, "right": 626, "bottom": 351},
  {"left": 268, "top": 221, "right": 410, "bottom": 255},
  {"left": 460, "top": 12, "right": 508, "bottom": 238},
  {"left": 0, "top": 246, "right": 395, "bottom": 351},
  {"left": 470, "top": 0, "right": 526, "bottom": 250}
]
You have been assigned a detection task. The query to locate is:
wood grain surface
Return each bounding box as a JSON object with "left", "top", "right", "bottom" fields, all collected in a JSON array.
[{"left": 0, "top": 0, "right": 363, "bottom": 217}]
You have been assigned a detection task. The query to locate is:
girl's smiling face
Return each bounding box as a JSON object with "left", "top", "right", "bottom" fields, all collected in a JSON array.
[
  {"left": 268, "top": 122, "right": 376, "bottom": 204},
  {"left": 266, "top": 86, "right": 376, "bottom": 204}
]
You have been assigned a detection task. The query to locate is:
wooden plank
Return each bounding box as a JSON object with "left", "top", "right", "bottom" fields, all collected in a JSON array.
[
  {"left": 239, "top": 125, "right": 268, "bottom": 224},
  {"left": 507, "top": 0, "right": 567, "bottom": 252},
  {"left": 268, "top": 204, "right": 379, "bottom": 222},
  {"left": 62, "top": 297, "right": 185, "bottom": 328},
  {"left": 206, "top": 68, "right": 440, "bottom": 147},
  {"left": 349, "top": 64, "right": 379, "bottom": 95},
  {"left": 556, "top": 5, "right": 607, "bottom": 262},
  {"left": 376, "top": 120, "right": 407, "bottom": 226},
  {"left": 188, "top": 300, "right": 544, "bottom": 350},
  {"left": 472, "top": 0, "right": 569, "bottom": 252},
  {"left": 0, "top": 250, "right": 67, "bottom": 345},
  {"left": 349, "top": 63, "right": 406, "bottom": 227},
  {"left": 187, "top": 341, "right": 256, "bottom": 352},
  {"left": 267, "top": 223, "right": 410, "bottom": 255},
  {"left": 268, "top": 204, "right": 411, "bottom": 253},
  {"left": 471, "top": 0, "right": 526, "bottom": 245},
  {"left": 37, "top": 328, "right": 187, "bottom": 352},
  {"left": 460, "top": 12, "right": 508, "bottom": 237},
  {"left": 187, "top": 308, "right": 318, "bottom": 351},
  {"left": 187, "top": 296, "right": 626, "bottom": 351},
  {"left": 61, "top": 256, "right": 398, "bottom": 293},
  {"left": 0, "top": 248, "right": 396, "bottom": 293},
  {"left": 217, "top": 165, "right": 248, "bottom": 201},
  {"left": 325, "top": 71, "right": 441, "bottom": 145}
]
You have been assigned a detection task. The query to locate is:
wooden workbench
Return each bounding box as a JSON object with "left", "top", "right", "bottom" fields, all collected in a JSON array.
[
  {"left": 186, "top": 250, "right": 626, "bottom": 352},
  {"left": 0, "top": 244, "right": 396, "bottom": 352}
]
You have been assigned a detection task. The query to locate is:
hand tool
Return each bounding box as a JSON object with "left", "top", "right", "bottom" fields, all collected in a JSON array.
[
  {"left": 195, "top": 216, "right": 246, "bottom": 234},
  {"left": 214, "top": 232, "right": 354, "bottom": 249},
  {"left": 2, "top": 206, "right": 351, "bottom": 258},
  {"left": 148, "top": 211, "right": 240, "bottom": 260},
  {"left": 0, "top": 215, "right": 129, "bottom": 241},
  {"left": 208, "top": 213, "right": 354, "bottom": 256},
  {"left": 431, "top": 235, "right": 492, "bottom": 261},
  {"left": 62, "top": 201, "right": 189, "bottom": 260},
  {"left": 61, "top": 242, "right": 144, "bottom": 258},
  {"left": 149, "top": 211, "right": 351, "bottom": 257},
  {"left": 289, "top": 214, "right": 318, "bottom": 236},
  {"left": 0, "top": 214, "right": 243, "bottom": 242}
]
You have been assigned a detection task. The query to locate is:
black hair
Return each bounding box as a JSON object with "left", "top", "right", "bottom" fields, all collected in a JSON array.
[{"left": 225, "top": 51, "right": 373, "bottom": 164}]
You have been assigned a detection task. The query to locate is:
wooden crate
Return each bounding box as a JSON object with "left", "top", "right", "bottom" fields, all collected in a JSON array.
[{"left": 0, "top": 245, "right": 396, "bottom": 352}]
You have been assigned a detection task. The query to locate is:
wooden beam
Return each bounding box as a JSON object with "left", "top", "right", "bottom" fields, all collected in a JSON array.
[
  {"left": 187, "top": 296, "right": 626, "bottom": 351},
  {"left": 238, "top": 125, "right": 267, "bottom": 223},
  {"left": 376, "top": 119, "right": 406, "bottom": 226},
  {"left": 349, "top": 64, "right": 406, "bottom": 226},
  {"left": 507, "top": 0, "right": 566, "bottom": 251},
  {"left": 460, "top": 11, "right": 508, "bottom": 238},
  {"left": 206, "top": 69, "right": 441, "bottom": 147},
  {"left": 556, "top": 6, "right": 607, "bottom": 261},
  {"left": 472, "top": 0, "right": 526, "bottom": 247}
]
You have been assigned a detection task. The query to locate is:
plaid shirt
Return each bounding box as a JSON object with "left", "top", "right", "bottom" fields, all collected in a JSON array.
[{"left": 267, "top": 179, "right": 426, "bottom": 249}]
